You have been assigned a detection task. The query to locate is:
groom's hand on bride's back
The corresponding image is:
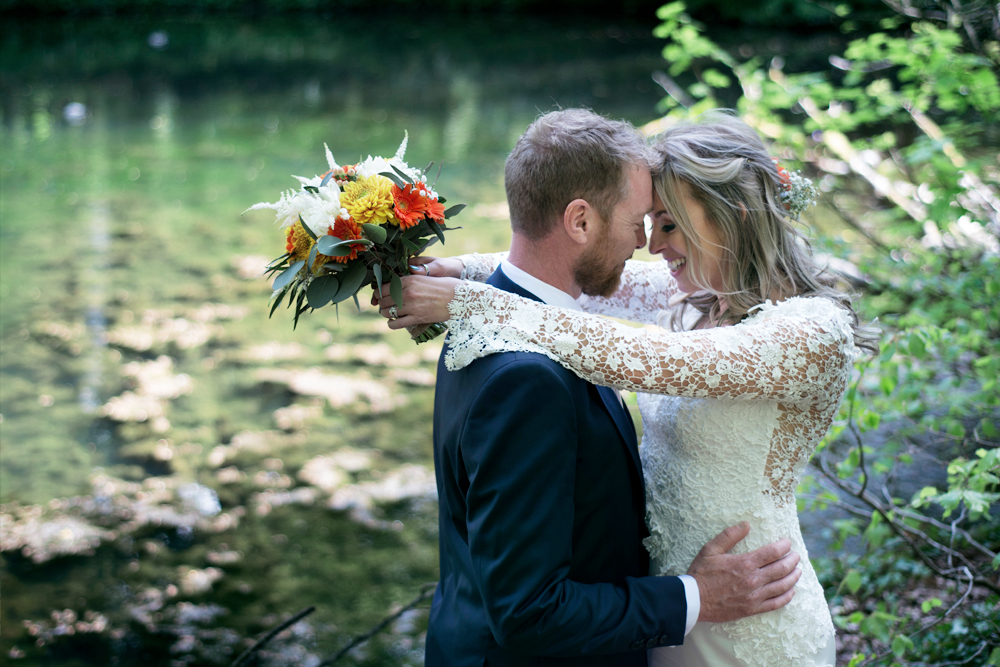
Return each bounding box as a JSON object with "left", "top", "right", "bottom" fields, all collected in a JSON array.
[{"left": 686, "top": 521, "right": 801, "bottom": 623}]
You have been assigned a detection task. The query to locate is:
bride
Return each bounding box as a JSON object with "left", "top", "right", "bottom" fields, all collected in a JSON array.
[{"left": 379, "top": 113, "right": 878, "bottom": 666}]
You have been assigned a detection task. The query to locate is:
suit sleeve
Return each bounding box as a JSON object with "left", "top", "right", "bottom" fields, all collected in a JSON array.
[{"left": 461, "top": 357, "right": 686, "bottom": 655}]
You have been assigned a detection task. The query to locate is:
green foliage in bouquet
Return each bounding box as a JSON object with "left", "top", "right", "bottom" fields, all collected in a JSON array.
[{"left": 652, "top": 1, "right": 999, "bottom": 663}]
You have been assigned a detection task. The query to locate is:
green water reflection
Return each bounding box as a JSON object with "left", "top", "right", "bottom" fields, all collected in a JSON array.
[{"left": 1, "top": 14, "right": 668, "bottom": 665}]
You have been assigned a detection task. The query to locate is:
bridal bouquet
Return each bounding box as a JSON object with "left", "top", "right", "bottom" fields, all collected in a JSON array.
[{"left": 248, "top": 134, "right": 464, "bottom": 343}]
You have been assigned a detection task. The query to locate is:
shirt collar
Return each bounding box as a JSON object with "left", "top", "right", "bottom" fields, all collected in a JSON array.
[{"left": 500, "top": 260, "right": 583, "bottom": 312}]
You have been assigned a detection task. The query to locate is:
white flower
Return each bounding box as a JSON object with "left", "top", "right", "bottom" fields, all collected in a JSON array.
[
  {"left": 353, "top": 132, "right": 419, "bottom": 182},
  {"left": 246, "top": 182, "right": 341, "bottom": 236}
]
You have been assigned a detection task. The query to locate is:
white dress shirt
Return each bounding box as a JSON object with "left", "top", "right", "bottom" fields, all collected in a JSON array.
[{"left": 499, "top": 260, "right": 701, "bottom": 637}]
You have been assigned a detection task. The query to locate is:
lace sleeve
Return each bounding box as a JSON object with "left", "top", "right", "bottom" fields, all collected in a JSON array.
[
  {"left": 458, "top": 252, "right": 507, "bottom": 282},
  {"left": 444, "top": 282, "right": 858, "bottom": 405},
  {"left": 577, "top": 260, "right": 681, "bottom": 324}
]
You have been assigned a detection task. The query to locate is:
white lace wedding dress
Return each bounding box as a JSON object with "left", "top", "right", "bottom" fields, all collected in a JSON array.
[{"left": 453, "top": 254, "right": 857, "bottom": 667}]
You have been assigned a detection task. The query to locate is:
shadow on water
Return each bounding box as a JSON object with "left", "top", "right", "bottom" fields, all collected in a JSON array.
[{"left": 1, "top": 12, "right": 856, "bottom": 665}]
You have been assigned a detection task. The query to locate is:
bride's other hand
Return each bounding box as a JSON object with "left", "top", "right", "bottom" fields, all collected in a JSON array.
[
  {"left": 377, "top": 275, "right": 461, "bottom": 330},
  {"left": 369, "top": 256, "right": 465, "bottom": 307},
  {"left": 408, "top": 255, "right": 465, "bottom": 279},
  {"left": 687, "top": 522, "right": 802, "bottom": 623}
]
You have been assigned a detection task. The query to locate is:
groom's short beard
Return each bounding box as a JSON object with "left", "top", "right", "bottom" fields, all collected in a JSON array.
[{"left": 574, "top": 222, "right": 626, "bottom": 298}]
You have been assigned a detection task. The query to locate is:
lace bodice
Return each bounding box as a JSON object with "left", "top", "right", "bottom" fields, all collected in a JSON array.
[
  {"left": 460, "top": 252, "right": 682, "bottom": 324},
  {"left": 444, "top": 279, "right": 859, "bottom": 499},
  {"left": 442, "top": 275, "right": 855, "bottom": 666}
]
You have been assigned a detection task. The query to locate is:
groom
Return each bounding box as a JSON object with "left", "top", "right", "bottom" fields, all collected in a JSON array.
[{"left": 419, "top": 110, "right": 800, "bottom": 665}]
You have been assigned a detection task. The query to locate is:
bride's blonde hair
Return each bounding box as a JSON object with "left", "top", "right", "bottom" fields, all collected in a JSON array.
[{"left": 652, "top": 111, "right": 879, "bottom": 354}]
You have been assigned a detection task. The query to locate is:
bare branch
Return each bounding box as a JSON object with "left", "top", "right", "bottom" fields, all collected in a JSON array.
[
  {"left": 230, "top": 606, "right": 316, "bottom": 667},
  {"left": 319, "top": 583, "right": 437, "bottom": 666}
]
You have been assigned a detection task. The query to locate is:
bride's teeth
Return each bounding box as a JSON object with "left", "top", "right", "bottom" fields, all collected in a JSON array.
[{"left": 668, "top": 257, "right": 686, "bottom": 271}]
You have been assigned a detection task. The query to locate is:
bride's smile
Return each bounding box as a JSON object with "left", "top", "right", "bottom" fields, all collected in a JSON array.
[{"left": 648, "top": 185, "right": 726, "bottom": 296}]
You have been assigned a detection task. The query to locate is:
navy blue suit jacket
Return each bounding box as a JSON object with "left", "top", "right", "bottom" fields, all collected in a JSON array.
[{"left": 425, "top": 267, "right": 687, "bottom": 666}]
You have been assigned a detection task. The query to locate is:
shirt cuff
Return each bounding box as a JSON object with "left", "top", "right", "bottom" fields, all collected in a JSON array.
[{"left": 678, "top": 574, "right": 700, "bottom": 636}]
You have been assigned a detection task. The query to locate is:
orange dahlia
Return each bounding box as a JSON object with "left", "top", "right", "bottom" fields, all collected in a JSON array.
[
  {"left": 391, "top": 183, "right": 428, "bottom": 229},
  {"left": 329, "top": 216, "right": 367, "bottom": 263}
]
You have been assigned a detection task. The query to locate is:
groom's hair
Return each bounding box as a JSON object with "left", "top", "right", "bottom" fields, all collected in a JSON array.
[{"left": 505, "top": 109, "right": 651, "bottom": 240}]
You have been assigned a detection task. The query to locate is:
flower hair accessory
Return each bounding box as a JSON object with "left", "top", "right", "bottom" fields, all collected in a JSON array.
[{"left": 774, "top": 159, "right": 818, "bottom": 220}]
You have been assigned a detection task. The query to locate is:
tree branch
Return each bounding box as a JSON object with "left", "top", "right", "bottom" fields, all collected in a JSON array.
[
  {"left": 230, "top": 606, "right": 316, "bottom": 667},
  {"left": 319, "top": 583, "right": 437, "bottom": 666}
]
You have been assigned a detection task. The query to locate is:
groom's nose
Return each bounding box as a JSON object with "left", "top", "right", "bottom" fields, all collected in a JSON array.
[{"left": 635, "top": 225, "right": 647, "bottom": 249}]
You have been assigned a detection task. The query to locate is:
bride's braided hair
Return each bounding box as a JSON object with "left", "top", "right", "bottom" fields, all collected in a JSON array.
[{"left": 651, "top": 111, "right": 879, "bottom": 354}]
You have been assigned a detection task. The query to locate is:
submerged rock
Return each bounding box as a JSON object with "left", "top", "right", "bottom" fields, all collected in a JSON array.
[{"left": 256, "top": 368, "right": 406, "bottom": 413}]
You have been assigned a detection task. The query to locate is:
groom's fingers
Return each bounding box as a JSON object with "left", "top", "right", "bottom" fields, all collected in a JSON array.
[
  {"left": 752, "top": 565, "right": 801, "bottom": 614},
  {"left": 697, "top": 521, "right": 751, "bottom": 557},
  {"left": 747, "top": 537, "right": 793, "bottom": 569}
]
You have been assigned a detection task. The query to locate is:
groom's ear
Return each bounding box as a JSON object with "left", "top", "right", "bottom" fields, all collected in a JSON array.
[{"left": 562, "top": 198, "right": 597, "bottom": 246}]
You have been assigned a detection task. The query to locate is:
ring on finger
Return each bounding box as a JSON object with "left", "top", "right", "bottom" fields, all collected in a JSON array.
[
  {"left": 423, "top": 265, "right": 430, "bottom": 276},
  {"left": 388, "top": 305, "right": 398, "bottom": 320}
]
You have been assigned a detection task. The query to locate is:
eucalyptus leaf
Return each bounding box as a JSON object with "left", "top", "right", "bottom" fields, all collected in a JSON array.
[
  {"left": 269, "top": 284, "right": 291, "bottom": 318},
  {"left": 319, "top": 171, "right": 334, "bottom": 188},
  {"left": 333, "top": 260, "right": 368, "bottom": 303},
  {"left": 306, "top": 274, "right": 340, "bottom": 308},
  {"left": 353, "top": 293, "right": 361, "bottom": 313},
  {"left": 390, "top": 272, "right": 404, "bottom": 308},
  {"left": 303, "top": 185, "right": 319, "bottom": 194},
  {"left": 298, "top": 215, "right": 318, "bottom": 241},
  {"left": 315, "top": 235, "right": 345, "bottom": 254},
  {"left": 361, "top": 223, "right": 387, "bottom": 244},
  {"left": 427, "top": 219, "right": 446, "bottom": 245},
  {"left": 401, "top": 237, "right": 420, "bottom": 254},
  {"left": 273, "top": 260, "right": 305, "bottom": 292},
  {"left": 379, "top": 171, "right": 406, "bottom": 189},
  {"left": 443, "top": 204, "right": 466, "bottom": 219},
  {"left": 373, "top": 263, "right": 383, "bottom": 288},
  {"left": 307, "top": 243, "right": 319, "bottom": 270},
  {"left": 391, "top": 163, "right": 414, "bottom": 184}
]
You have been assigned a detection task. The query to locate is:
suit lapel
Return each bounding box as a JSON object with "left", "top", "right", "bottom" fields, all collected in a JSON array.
[{"left": 486, "top": 267, "right": 644, "bottom": 494}]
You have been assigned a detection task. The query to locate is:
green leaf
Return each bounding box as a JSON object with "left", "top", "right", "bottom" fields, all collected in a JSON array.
[
  {"left": 879, "top": 341, "right": 896, "bottom": 362},
  {"left": 306, "top": 274, "right": 340, "bottom": 308},
  {"left": 443, "top": 203, "right": 466, "bottom": 219},
  {"left": 303, "top": 185, "right": 319, "bottom": 194},
  {"left": 298, "top": 215, "right": 318, "bottom": 241},
  {"left": 860, "top": 410, "right": 881, "bottom": 431},
  {"left": 273, "top": 260, "right": 305, "bottom": 292},
  {"left": 391, "top": 163, "right": 414, "bottom": 184},
  {"left": 427, "top": 218, "right": 446, "bottom": 245},
  {"left": 362, "top": 223, "right": 387, "bottom": 244},
  {"left": 891, "top": 635, "right": 912, "bottom": 658},
  {"left": 390, "top": 272, "right": 404, "bottom": 309},
  {"left": 353, "top": 292, "right": 361, "bottom": 313},
  {"left": 920, "top": 598, "right": 943, "bottom": 613},
  {"left": 373, "top": 263, "right": 383, "bottom": 288},
  {"left": 987, "top": 647, "right": 1000, "bottom": 666},
  {"left": 379, "top": 171, "right": 406, "bottom": 189},
  {"left": 842, "top": 569, "right": 862, "bottom": 594},
  {"left": 333, "top": 260, "right": 369, "bottom": 304},
  {"left": 315, "top": 235, "right": 357, "bottom": 256},
  {"left": 269, "top": 284, "right": 292, "bottom": 318},
  {"left": 907, "top": 332, "right": 927, "bottom": 360},
  {"left": 319, "top": 171, "right": 334, "bottom": 188},
  {"left": 401, "top": 236, "right": 421, "bottom": 254}
]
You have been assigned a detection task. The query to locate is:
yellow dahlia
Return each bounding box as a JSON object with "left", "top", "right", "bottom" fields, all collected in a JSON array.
[{"left": 341, "top": 175, "right": 396, "bottom": 226}]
